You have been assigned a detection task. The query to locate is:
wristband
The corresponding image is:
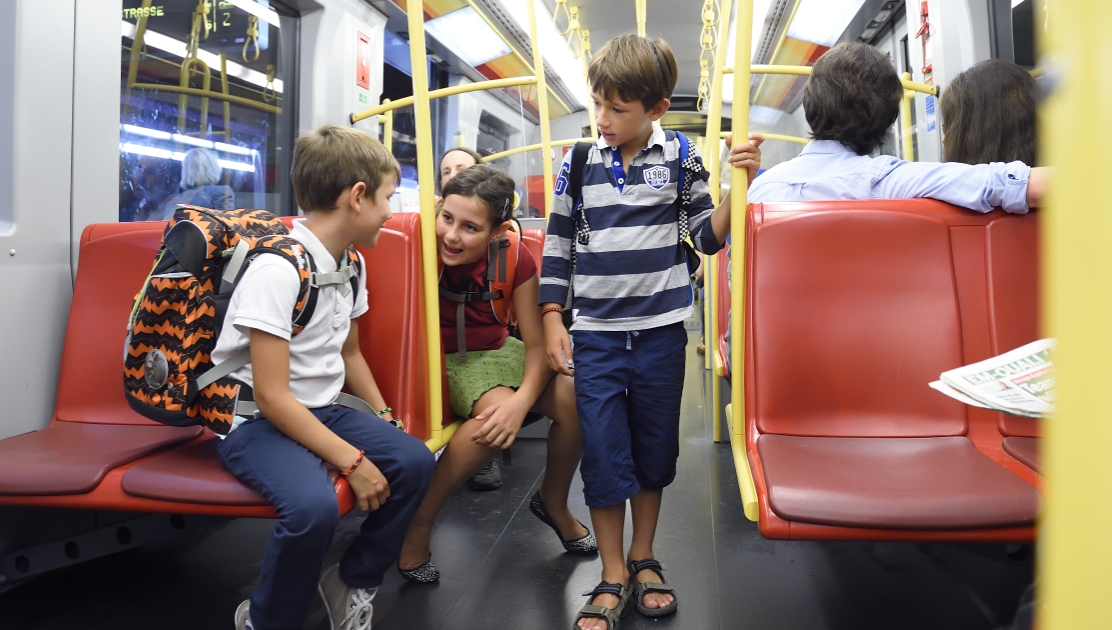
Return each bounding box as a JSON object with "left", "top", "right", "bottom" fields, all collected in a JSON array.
[
  {"left": 542, "top": 306, "right": 563, "bottom": 316},
  {"left": 341, "top": 450, "right": 365, "bottom": 476},
  {"left": 376, "top": 406, "right": 392, "bottom": 416}
]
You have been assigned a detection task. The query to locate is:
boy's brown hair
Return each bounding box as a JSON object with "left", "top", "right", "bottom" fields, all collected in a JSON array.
[
  {"left": 588, "top": 34, "right": 677, "bottom": 111},
  {"left": 291, "top": 124, "right": 401, "bottom": 212},
  {"left": 802, "top": 42, "right": 903, "bottom": 155}
]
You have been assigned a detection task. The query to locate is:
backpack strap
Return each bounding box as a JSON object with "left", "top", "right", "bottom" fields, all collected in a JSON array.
[
  {"left": 565, "top": 141, "right": 593, "bottom": 308},
  {"left": 675, "top": 131, "right": 709, "bottom": 244},
  {"left": 488, "top": 230, "right": 518, "bottom": 327}
]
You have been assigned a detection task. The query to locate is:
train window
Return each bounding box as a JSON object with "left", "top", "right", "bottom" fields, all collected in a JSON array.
[{"left": 119, "top": 0, "right": 298, "bottom": 222}]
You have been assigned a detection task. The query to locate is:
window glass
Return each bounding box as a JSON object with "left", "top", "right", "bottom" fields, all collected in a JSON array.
[{"left": 119, "top": 0, "right": 297, "bottom": 222}]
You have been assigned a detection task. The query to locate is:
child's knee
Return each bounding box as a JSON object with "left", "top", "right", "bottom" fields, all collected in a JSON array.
[
  {"left": 395, "top": 438, "right": 436, "bottom": 492},
  {"left": 283, "top": 493, "right": 340, "bottom": 537}
]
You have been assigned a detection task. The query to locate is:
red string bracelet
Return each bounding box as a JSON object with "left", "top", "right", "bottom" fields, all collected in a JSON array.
[
  {"left": 542, "top": 306, "right": 563, "bottom": 316},
  {"left": 341, "top": 450, "right": 365, "bottom": 476}
]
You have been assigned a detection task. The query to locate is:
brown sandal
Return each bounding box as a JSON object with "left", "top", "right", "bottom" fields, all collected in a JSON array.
[
  {"left": 573, "top": 580, "right": 631, "bottom": 629},
  {"left": 627, "top": 558, "right": 678, "bottom": 617}
]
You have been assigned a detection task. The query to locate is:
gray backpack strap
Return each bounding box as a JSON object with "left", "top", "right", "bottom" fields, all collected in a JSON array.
[{"left": 195, "top": 347, "right": 250, "bottom": 391}]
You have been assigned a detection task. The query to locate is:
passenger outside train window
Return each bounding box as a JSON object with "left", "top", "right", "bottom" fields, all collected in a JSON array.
[
  {"left": 746, "top": 42, "right": 1047, "bottom": 210},
  {"left": 119, "top": 0, "right": 297, "bottom": 221},
  {"left": 940, "top": 59, "right": 1037, "bottom": 167},
  {"left": 396, "top": 165, "right": 597, "bottom": 584},
  {"left": 144, "top": 148, "right": 235, "bottom": 221},
  {"left": 538, "top": 34, "right": 762, "bottom": 630},
  {"left": 215, "top": 126, "right": 435, "bottom": 630}
]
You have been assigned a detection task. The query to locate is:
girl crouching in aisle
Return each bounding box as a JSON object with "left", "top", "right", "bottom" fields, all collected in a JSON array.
[{"left": 396, "top": 165, "right": 596, "bottom": 582}]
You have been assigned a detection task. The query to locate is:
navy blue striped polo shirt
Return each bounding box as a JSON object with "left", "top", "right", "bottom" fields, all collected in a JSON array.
[{"left": 539, "top": 124, "right": 723, "bottom": 331}]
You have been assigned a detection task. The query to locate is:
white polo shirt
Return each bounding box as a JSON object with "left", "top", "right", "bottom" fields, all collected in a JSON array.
[{"left": 211, "top": 219, "right": 369, "bottom": 408}]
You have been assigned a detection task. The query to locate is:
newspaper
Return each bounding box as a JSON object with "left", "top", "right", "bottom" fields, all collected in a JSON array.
[{"left": 931, "top": 338, "right": 1055, "bottom": 418}]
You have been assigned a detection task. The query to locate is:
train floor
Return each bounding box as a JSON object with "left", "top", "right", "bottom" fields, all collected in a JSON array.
[{"left": 0, "top": 329, "right": 1034, "bottom": 630}]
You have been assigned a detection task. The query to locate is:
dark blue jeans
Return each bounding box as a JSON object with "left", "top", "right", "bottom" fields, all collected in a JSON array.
[
  {"left": 572, "top": 322, "right": 688, "bottom": 507},
  {"left": 218, "top": 405, "right": 435, "bottom": 630}
]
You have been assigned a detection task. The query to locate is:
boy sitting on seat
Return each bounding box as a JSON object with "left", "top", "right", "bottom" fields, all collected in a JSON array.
[
  {"left": 217, "top": 124, "right": 435, "bottom": 630},
  {"left": 747, "top": 41, "right": 1046, "bottom": 208}
]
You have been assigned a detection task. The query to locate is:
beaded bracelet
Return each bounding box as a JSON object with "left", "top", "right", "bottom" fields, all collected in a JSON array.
[
  {"left": 541, "top": 306, "right": 563, "bottom": 316},
  {"left": 341, "top": 450, "right": 365, "bottom": 476},
  {"left": 377, "top": 406, "right": 392, "bottom": 416}
]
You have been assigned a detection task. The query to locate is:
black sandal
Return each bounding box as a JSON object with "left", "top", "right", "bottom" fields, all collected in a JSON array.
[
  {"left": 529, "top": 491, "right": 598, "bottom": 554},
  {"left": 397, "top": 556, "right": 439, "bottom": 583},
  {"left": 573, "top": 580, "right": 631, "bottom": 630},
  {"left": 627, "top": 558, "right": 678, "bottom": 617}
]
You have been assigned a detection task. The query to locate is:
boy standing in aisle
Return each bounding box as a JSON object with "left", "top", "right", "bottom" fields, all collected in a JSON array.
[
  {"left": 539, "top": 34, "right": 761, "bottom": 630},
  {"left": 218, "top": 125, "right": 435, "bottom": 630}
]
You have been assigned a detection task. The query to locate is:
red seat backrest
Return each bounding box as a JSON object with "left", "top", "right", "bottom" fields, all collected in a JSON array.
[
  {"left": 354, "top": 213, "right": 433, "bottom": 439},
  {"left": 56, "top": 215, "right": 432, "bottom": 439},
  {"left": 745, "top": 201, "right": 1038, "bottom": 439},
  {"left": 55, "top": 222, "right": 168, "bottom": 425},
  {"left": 716, "top": 241, "right": 731, "bottom": 375},
  {"left": 521, "top": 228, "right": 545, "bottom": 273}
]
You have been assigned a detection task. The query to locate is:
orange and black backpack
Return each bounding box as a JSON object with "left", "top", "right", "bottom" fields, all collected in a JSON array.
[
  {"left": 123, "top": 205, "right": 361, "bottom": 435},
  {"left": 438, "top": 228, "right": 520, "bottom": 362}
]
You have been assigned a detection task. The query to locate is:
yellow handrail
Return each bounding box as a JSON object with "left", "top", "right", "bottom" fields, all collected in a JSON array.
[
  {"left": 131, "top": 83, "right": 282, "bottom": 114},
  {"left": 405, "top": 0, "right": 444, "bottom": 448},
  {"left": 900, "top": 72, "right": 915, "bottom": 161},
  {"left": 527, "top": 0, "right": 554, "bottom": 216},
  {"left": 704, "top": 0, "right": 732, "bottom": 409},
  {"left": 481, "top": 137, "right": 591, "bottom": 163},
  {"left": 721, "top": 64, "right": 940, "bottom": 96},
  {"left": 636, "top": 0, "right": 647, "bottom": 36},
  {"left": 381, "top": 104, "right": 394, "bottom": 153},
  {"left": 1042, "top": 2, "right": 1112, "bottom": 628},
  {"left": 350, "top": 76, "right": 539, "bottom": 124},
  {"left": 720, "top": 131, "right": 808, "bottom": 145},
  {"left": 730, "top": 0, "right": 759, "bottom": 523}
]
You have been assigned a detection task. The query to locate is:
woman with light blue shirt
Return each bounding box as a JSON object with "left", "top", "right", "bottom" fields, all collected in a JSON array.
[{"left": 746, "top": 42, "right": 1046, "bottom": 211}]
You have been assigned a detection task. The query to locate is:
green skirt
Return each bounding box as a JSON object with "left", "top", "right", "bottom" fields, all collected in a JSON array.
[{"left": 445, "top": 336, "right": 526, "bottom": 419}]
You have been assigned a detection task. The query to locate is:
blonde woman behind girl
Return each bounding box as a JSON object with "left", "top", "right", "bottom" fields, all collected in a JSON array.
[{"left": 397, "top": 165, "right": 595, "bottom": 582}]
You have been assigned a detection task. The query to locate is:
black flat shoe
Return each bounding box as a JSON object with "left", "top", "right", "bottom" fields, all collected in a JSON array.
[
  {"left": 529, "top": 490, "right": 598, "bottom": 554},
  {"left": 397, "top": 556, "right": 439, "bottom": 583}
]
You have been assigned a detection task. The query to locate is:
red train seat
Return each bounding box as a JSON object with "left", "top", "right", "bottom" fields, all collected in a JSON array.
[
  {"left": 715, "top": 241, "right": 731, "bottom": 378},
  {"left": 1002, "top": 436, "right": 1041, "bottom": 474},
  {"left": 0, "top": 213, "right": 431, "bottom": 517},
  {"left": 744, "top": 200, "right": 1041, "bottom": 541},
  {"left": 0, "top": 423, "right": 200, "bottom": 496},
  {"left": 520, "top": 227, "right": 545, "bottom": 272}
]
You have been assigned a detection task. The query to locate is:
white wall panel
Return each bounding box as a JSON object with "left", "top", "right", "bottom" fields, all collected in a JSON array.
[
  {"left": 0, "top": 0, "right": 78, "bottom": 439},
  {"left": 71, "top": 0, "right": 123, "bottom": 273}
]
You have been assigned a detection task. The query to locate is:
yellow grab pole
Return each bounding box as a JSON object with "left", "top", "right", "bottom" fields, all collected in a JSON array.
[
  {"left": 351, "top": 76, "right": 539, "bottom": 123},
  {"left": 730, "top": 0, "right": 752, "bottom": 441},
  {"left": 382, "top": 104, "right": 393, "bottom": 153},
  {"left": 406, "top": 0, "right": 444, "bottom": 446},
  {"left": 900, "top": 73, "right": 915, "bottom": 161},
  {"left": 526, "top": 0, "right": 554, "bottom": 215},
  {"left": 730, "top": 0, "right": 759, "bottom": 522},
  {"left": 705, "top": 0, "right": 733, "bottom": 441},
  {"left": 721, "top": 131, "right": 808, "bottom": 145},
  {"left": 636, "top": 0, "right": 647, "bottom": 36},
  {"left": 723, "top": 64, "right": 939, "bottom": 97},
  {"left": 1041, "top": 2, "right": 1112, "bottom": 628},
  {"left": 481, "top": 138, "right": 592, "bottom": 163}
]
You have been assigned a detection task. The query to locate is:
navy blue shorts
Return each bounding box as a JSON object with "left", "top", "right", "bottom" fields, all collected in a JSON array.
[{"left": 572, "top": 322, "right": 688, "bottom": 507}]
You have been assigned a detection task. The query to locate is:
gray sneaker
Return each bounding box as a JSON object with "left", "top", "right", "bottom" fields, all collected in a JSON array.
[
  {"left": 467, "top": 459, "right": 503, "bottom": 491},
  {"left": 318, "top": 564, "right": 376, "bottom": 630},
  {"left": 234, "top": 600, "right": 253, "bottom": 630}
]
